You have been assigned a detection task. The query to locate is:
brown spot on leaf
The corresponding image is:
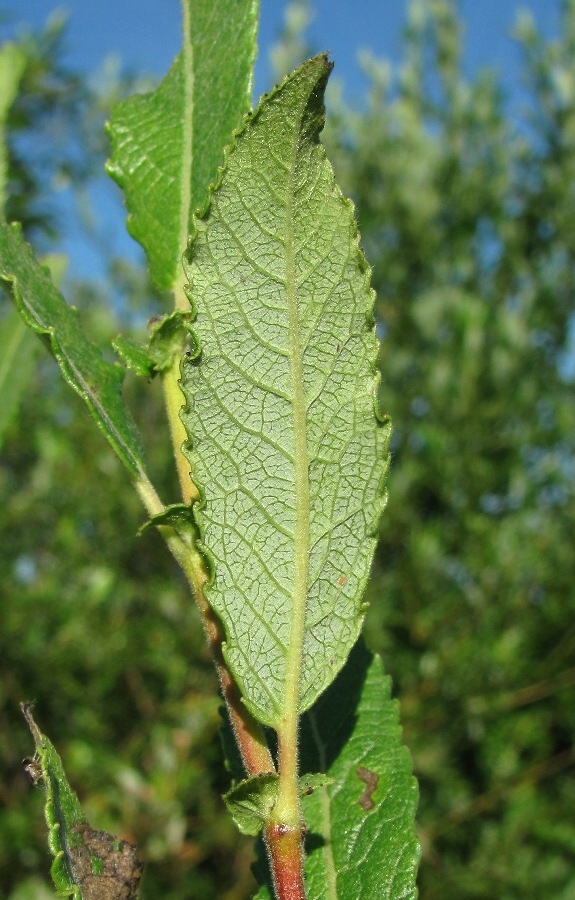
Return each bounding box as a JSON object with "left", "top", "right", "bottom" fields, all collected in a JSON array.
[
  {"left": 337, "top": 575, "right": 347, "bottom": 586},
  {"left": 69, "top": 823, "right": 143, "bottom": 900},
  {"left": 356, "top": 766, "right": 379, "bottom": 811}
]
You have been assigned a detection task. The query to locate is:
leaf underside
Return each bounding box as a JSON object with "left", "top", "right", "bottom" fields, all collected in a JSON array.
[
  {"left": 0, "top": 222, "right": 146, "bottom": 479},
  {"left": 253, "top": 641, "right": 420, "bottom": 899},
  {"left": 180, "top": 55, "right": 390, "bottom": 728}
]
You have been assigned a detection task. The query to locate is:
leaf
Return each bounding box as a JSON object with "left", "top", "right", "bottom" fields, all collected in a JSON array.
[
  {"left": 253, "top": 640, "right": 420, "bottom": 899},
  {"left": 112, "top": 335, "right": 156, "bottom": 378},
  {"left": 224, "top": 774, "right": 279, "bottom": 836},
  {"left": 21, "top": 703, "right": 143, "bottom": 900},
  {"left": 0, "top": 255, "right": 66, "bottom": 445},
  {"left": 0, "top": 222, "right": 147, "bottom": 479},
  {"left": 106, "top": 0, "right": 260, "bottom": 290},
  {"left": 180, "top": 55, "right": 391, "bottom": 727},
  {"left": 223, "top": 772, "right": 334, "bottom": 837}
]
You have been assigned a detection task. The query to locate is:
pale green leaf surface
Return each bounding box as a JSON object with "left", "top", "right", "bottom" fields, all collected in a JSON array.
[
  {"left": 180, "top": 55, "right": 390, "bottom": 727},
  {"left": 106, "top": 0, "right": 259, "bottom": 290},
  {"left": 254, "top": 640, "right": 420, "bottom": 899},
  {"left": 0, "top": 223, "right": 146, "bottom": 478},
  {"left": 224, "top": 774, "right": 279, "bottom": 836}
]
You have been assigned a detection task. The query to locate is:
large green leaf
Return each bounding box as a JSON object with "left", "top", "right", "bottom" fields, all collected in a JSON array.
[
  {"left": 180, "top": 55, "right": 390, "bottom": 727},
  {"left": 0, "top": 222, "right": 146, "bottom": 479},
  {"left": 106, "top": 0, "right": 259, "bottom": 291},
  {"left": 253, "top": 640, "right": 420, "bottom": 899}
]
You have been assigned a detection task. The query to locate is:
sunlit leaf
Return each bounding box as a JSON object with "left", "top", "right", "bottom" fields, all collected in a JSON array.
[
  {"left": 106, "top": 0, "right": 260, "bottom": 290},
  {"left": 180, "top": 55, "right": 390, "bottom": 727}
]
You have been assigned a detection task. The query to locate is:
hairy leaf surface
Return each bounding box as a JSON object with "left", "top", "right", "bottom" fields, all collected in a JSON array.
[
  {"left": 0, "top": 222, "right": 146, "bottom": 478},
  {"left": 253, "top": 641, "right": 420, "bottom": 899},
  {"left": 180, "top": 55, "right": 390, "bottom": 727},
  {"left": 106, "top": 0, "right": 259, "bottom": 290}
]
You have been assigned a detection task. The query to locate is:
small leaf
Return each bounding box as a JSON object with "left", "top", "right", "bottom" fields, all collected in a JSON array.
[
  {"left": 0, "top": 222, "right": 147, "bottom": 479},
  {"left": 20, "top": 703, "right": 143, "bottom": 900},
  {"left": 224, "top": 774, "right": 279, "bottom": 836},
  {"left": 140, "top": 502, "right": 199, "bottom": 548},
  {"left": 106, "top": 0, "right": 259, "bottom": 290},
  {"left": 299, "top": 773, "right": 334, "bottom": 796},
  {"left": 180, "top": 55, "right": 391, "bottom": 727},
  {"left": 148, "top": 311, "right": 195, "bottom": 371},
  {"left": 113, "top": 335, "right": 156, "bottom": 378},
  {"left": 113, "top": 312, "right": 195, "bottom": 378}
]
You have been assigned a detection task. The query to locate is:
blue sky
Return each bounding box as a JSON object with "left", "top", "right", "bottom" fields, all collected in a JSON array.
[
  {"left": 0, "top": 1, "right": 562, "bottom": 285},
  {"left": 2, "top": 0, "right": 559, "bottom": 97}
]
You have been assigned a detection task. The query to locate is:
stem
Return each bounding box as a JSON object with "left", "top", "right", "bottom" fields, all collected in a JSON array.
[
  {"left": 265, "top": 822, "right": 306, "bottom": 900},
  {"left": 161, "top": 360, "right": 199, "bottom": 506},
  {"left": 141, "top": 342, "right": 276, "bottom": 777}
]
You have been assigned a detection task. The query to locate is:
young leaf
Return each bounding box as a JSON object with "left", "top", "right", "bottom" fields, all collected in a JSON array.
[
  {"left": 21, "top": 703, "right": 143, "bottom": 900},
  {"left": 253, "top": 640, "right": 420, "bottom": 899},
  {"left": 0, "top": 222, "right": 147, "bottom": 479},
  {"left": 106, "top": 0, "right": 259, "bottom": 291},
  {"left": 180, "top": 55, "right": 391, "bottom": 727},
  {"left": 224, "top": 774, "right": 279, "bottom": 836}
]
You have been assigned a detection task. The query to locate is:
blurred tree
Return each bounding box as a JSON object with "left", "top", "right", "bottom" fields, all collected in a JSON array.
[{"left": 321, "top": 0, "right": 575, "bottom": 896}]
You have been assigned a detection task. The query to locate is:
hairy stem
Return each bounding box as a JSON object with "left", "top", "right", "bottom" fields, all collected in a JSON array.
[
  {"left": 265, "top": 822, "right": 307, "bottom": 900},
  {"left": 157, "top": 338, "right": 276, "bottom": 777}
]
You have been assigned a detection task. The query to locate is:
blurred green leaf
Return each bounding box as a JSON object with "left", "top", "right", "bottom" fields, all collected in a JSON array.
[{"left": 0, "top": 222, "right": 147, "bottom": 479}]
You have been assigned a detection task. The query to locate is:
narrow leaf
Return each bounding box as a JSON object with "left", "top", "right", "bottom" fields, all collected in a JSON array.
[
  {"left": 180, "top": 55, "right": 390, "bottom": 727},
  {"left": 21, "top": 703, "right": 143, "bottom": 900},
  {"left": 106, "top": 0, "right": 259, "bottom": 290},
  {"left": 253, "top": 641, "right": 420, "bottom": 899},
  {"left": 0, "top": 222, "right": 146, "bottom": 479}
]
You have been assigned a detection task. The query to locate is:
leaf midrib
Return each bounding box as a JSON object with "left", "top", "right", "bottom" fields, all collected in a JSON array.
[
  {"left": 283, "top": 133, "right": 311, "bottom": 725},
  {"left": 176, "top": 0, "right": 194, "bottom": 310}
]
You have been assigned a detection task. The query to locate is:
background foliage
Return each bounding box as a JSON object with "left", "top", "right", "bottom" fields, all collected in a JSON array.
[{"left": 1, "top": 1, "right": 574, "bottom": 897}]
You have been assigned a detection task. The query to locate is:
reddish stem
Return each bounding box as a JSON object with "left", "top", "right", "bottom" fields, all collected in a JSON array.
[
  {"left": 265, "top": 822, "right": 306, "bottom": 900},
  {"left": 197, "top": 582, "right": 276, "bottom": 776}
]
